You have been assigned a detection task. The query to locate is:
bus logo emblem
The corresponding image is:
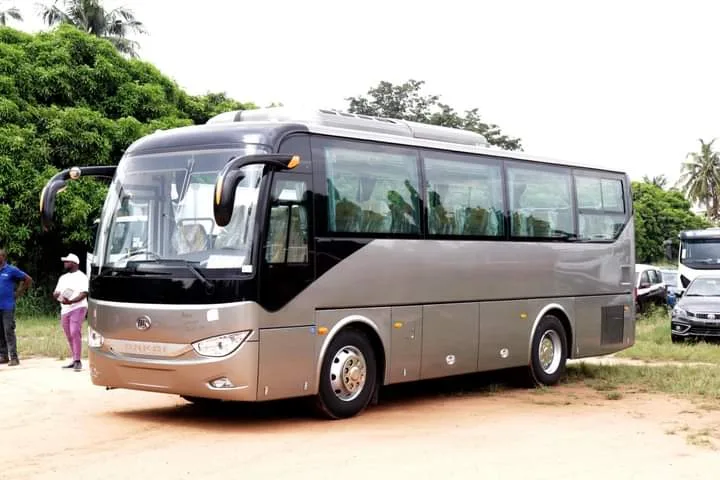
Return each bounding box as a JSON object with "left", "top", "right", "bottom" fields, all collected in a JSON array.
[{"left": 136, "top": 316, "right": 152, "bottom": 331}]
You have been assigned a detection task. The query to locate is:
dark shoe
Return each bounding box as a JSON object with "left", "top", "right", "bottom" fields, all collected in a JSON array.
[
  {"left": 8, "top": 358, "right": 19, "bottom": 367},
  {"left": 73, "top": 360, "right": 82, "bottom": 372},
  {"left": 62, "top": 361, "right": 75, "bottom": 369},
  {"left": 0, "top": 357, "right": 8, "bottom": 365}
]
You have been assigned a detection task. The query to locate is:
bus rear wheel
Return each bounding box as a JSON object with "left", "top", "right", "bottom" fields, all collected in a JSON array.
[
  {"left": 315, "top": 328, "right": 377, "bottom": 420},
  {"left": 528, "top": 314, "right": 568, "bottom": 387}
]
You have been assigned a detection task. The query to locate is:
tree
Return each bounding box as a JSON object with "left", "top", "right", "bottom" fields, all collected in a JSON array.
[
  {"left": 0, "top": 25, "right": 256, "bottom": 311},
  {"left": 37, "top": 0, "right": 146, "bottom": 57},
  {"left": 0, "top": 3, "right": 22, "bottom": 25},
  {"left": 677, "top": 138, "right": 720, "bottom": 220},
  {"left": 346, "top": 79, "right": 523, "bottom": 151},
  {"left": 632, "top": 180, "right": 710, "bottom": 263},
  {"left": 642, "top": 174, "right": 668, "bottom": 189}
]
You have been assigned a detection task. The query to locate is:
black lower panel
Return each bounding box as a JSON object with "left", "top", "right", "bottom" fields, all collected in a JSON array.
[
  {"left": 315, "top": 237, "right": 372, "bottom": 279},
  {"left": 90, "top": 275, "right": 258, "bottom": 305},
  {"left": 89, "top": 238, "right": 372, "bottom": 307}
]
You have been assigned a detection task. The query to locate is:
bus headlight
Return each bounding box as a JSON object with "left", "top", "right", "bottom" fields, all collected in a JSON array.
[
  {"left": 192, "top": 331, "right": 251, "bottom": 357},
  {"left": 88, "top": 326, "right": 104, "bottom": 348}
]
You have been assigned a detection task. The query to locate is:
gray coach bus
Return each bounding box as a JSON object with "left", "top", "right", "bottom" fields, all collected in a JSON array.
[{"left": 40, "top": 107, "right": 636, "bottom": 419}]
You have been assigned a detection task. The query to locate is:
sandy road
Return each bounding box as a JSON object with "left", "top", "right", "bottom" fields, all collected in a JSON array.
[{"left": 1, "top": 358, "right": 720, "bottom": 480}]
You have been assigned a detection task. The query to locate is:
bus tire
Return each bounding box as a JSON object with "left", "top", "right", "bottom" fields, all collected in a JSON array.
[
  {"left": 315, "top": 328, "right": 377, "bottom": 420},
  {"left": 528, "top": 314, "right": 568, "bottom": 387}
]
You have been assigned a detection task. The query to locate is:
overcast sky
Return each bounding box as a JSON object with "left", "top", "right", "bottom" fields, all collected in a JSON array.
[{"left": 13, "top": 0, "right": 720, "bottom": 183}]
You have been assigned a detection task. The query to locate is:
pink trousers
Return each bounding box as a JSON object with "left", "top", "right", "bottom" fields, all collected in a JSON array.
[{"left": 61, "top": 307, "right": 87, "bottom": 362}]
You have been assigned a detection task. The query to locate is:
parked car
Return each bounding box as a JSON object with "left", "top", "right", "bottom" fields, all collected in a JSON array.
[
  {"left": 635, "top": 263, "right": 667, "bottom": 313},
  {"left": 670, "top": 274, "right": 720, "bottom": 343},
  {"left": 660, "top": 268, "right": 680, "bottom": 307}
]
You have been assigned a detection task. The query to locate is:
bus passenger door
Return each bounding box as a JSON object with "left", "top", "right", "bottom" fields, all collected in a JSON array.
[
  {"left": 256, "top": 171, "right": 316, "bottom": 400},
  {"left": 258, "top": 171, "right": 314, "bottom": 313}
]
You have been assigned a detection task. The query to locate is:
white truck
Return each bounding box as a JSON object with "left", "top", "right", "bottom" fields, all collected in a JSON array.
[{"left": 666, "top": 227, "right": 720, "bottom": 296}]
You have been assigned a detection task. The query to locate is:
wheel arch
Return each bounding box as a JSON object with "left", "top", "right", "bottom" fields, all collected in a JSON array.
[
  {"left": 528, "top": 303, "right": 574, "bottom": 360},
  {"left": 314, "top": 315, "right": 387, "bottom": 393}
]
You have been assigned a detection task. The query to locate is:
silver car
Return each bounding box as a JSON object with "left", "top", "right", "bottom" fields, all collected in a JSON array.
[{"left": 670, "top": 275, "right": 720, "bottom": 343}]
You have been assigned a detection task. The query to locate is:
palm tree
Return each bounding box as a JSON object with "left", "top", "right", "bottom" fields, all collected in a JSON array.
[
  {"left": 678, "top": 138, "right": 720, "bottom": 220},
  {"left": 0, "top": 3, "right": 22, "bottom": 25},
  {"left": 37, "top": 0, "right": 146, "bottom": 57},
  {"left": 642, "top": 174, "right": 668, "bottom": 189}
]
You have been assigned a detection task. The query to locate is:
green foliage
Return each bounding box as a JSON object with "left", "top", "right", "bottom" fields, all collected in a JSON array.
[
  {"left": 633, "top": 181, "right": 709, "bottom": 263},
  {"left": 0, "top": 25, "right": 256, "bottom": 299},
  {"left": 346, "top": 79, "right": 523, "bottom": 151}
]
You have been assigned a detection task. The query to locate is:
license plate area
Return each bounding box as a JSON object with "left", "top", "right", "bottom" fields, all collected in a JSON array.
[{"left": 105, "top": 338, "right": 190, "bottom": 358}]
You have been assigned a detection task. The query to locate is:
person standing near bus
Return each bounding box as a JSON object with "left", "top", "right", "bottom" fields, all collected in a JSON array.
[
  {"left": 52, "top": 254, "right": 89, "bottom": 372},
  {"left": 0, "top": 248, "right": 32, "bottom": 367}
]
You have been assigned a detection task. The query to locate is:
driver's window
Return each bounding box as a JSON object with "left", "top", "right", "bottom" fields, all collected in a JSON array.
[
  {"left": 641, "top": 271, "right": 650, "bottom": 285},
  {"left": 264, "top": 178, "right": 309, "bottom": 264}
]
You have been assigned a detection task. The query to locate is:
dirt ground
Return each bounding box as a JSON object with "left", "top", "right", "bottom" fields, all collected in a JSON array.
[{"left": 2, "top": 358, "right": 720, "bottom": 480}]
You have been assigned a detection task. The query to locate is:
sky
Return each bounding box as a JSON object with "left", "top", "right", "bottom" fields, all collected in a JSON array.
[{"left": 12, "top": 0, "right": 720, "bottom": 184}]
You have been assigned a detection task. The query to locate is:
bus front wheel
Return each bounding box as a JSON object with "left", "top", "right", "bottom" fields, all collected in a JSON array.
[
  {"left": 528, "top": 314, "right": 568, "bottom": 386},
  {"left": 315, "top": 328, "right": 378, "bottom": 420}
]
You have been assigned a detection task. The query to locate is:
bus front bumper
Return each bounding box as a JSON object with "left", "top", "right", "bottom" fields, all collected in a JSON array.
[{"left": 88, "top": 340, "right": 259, "bottom": 402}]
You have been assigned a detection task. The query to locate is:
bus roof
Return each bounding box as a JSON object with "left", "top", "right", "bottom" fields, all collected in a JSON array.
[
  {"left": 679, "top": 227, "right": 720, "bottom": 240},
  {"left": 126, "top": 107, "right": 628, "bottom": 175}
]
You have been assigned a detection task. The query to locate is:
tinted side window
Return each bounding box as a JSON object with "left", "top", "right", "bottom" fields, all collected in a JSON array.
[
  {"left": 423, "top": 151, "right": 504, "bottom": 237},
  {"left": 574, "top": 174, "right": 626, "bottom": 241},
  {"left": 318, "top": 137, "right": 421, "bottom": 235},
  {"left": 640, "top": 271, "right": 650, "bottom": 285},
  {"left": 507, "top": 164, "right": 573, "bottom": 239},
  {"left": 264, "top": 178, "right": 309, "bottom": 264}
]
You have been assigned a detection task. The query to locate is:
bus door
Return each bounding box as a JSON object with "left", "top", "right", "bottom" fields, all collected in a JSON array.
[{"left": 258, "top": 170, "right": 314, "bottom": 311}]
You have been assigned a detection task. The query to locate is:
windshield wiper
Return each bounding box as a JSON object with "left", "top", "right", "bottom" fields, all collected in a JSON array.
[
  {"left": 550, "top": 231, "right": 579, "bottom": 242},
  {"left": 126, "top": 258, "right": 215, "bottom": 292},
  {"left": 184, "top": 261, "right": 215, "bottom": 293}
]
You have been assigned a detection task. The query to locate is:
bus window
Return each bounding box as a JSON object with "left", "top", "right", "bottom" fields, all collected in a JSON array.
[
  {"left": 264, "top": 178, "right": 309, "bottom": 264},
  {"left": 423, "top": 151, "right": 504, "bottom": 237},
  {"left": 318, "top": 138, "right": 421, "bottom": 236},
  {"left": 507, "top": 164, "right": 573, "bottom": 239},
  {"left": 575, "top": 175, "right": 626, "bottom": 241}
]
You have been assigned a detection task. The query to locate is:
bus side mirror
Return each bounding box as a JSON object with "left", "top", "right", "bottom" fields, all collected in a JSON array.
[
  {"left": 40, "top": 166, "right": 117, "bottom": 232},
  {"left": 213, "top": 153, "right": 300, "bottom": 227}
]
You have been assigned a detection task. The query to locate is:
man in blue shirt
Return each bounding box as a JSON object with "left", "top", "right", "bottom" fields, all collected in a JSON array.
[{"left": 0, "top": 249, "right": 32, "bottom": 366}]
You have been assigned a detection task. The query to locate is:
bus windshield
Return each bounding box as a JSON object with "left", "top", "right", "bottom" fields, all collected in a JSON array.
[
  {"left": 681, "top": 238, "right": 720, "bottom": 268},
  {"left": 96, "top": 146, "right": 268, "bottom": 270}
]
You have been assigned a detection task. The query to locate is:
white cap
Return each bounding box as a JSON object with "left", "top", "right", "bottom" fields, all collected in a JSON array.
[{"left": 61, "top": 253, "right": 80, "bottom": 264}]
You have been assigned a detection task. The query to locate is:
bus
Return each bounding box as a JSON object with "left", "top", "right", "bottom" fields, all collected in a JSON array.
[
  {"left": 666, "top": 227, "right": 720, "bottom": 295},
  {"left": 39, "top": 107, "right": 636, "bottom": 419}
]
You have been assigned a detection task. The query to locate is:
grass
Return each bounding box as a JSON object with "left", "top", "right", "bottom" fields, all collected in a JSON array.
[
  {"left": 16, "top": 315, "right": 87, "bottom": 360},
  {"left": 615, "top": 306, "right": 720, "bottom": 364},
  {"left": 566, "top": 362, "right": 720, "bottom": 399}
]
